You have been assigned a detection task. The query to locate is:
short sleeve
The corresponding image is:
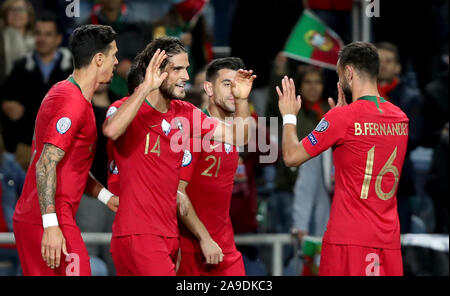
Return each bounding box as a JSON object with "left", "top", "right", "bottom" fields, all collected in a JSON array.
[
  {"left": 106, "top": 139, "right": 120, "bottom": 196},
  {"left": 179, "top": 138, "right": 201, "bottom": 183},
  {"left": 43, "top": 97, "right": 86, "bottom": 152},
  {"left": 105, "top": 99, "right": 124, "bottom": 119},
  {"left": 301, "top": 106, "right": 351, "bottom": 157}
]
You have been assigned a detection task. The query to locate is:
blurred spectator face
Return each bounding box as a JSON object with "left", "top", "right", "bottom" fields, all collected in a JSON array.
[
  {"left": 194, "top": 70, "right": 206, "bottom": 88},
  {"left": 377, "top": 48, "right": 401, "bottom": 83},
  {"left": 99, "top": 0, "right": 123, "bottom": 11},
  {"left": 34, "top": 21, "right": 62, "bottom": 57},
  {"left": 160, "top": 53, "right": 190, "bottom": 100},
  {"left": 299, "top": 71, "right": 323, "bottom": 104},
  {"left": 6, "top": 0, "right": 28, "bottom": 31},
  {"left": 99, "top": 41, "right": 119, "bottom": 84},
  {"left": 207, "top": 68, "right": 237, "bottom": 113}
]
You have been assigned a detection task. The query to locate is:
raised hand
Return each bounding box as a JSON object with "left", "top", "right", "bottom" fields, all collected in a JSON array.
[
  {"left": 277, "top": 76, "right": 302, "bottom": 116},
  {"left": 328, "top": 82, "right": 348, "bottom": 109},
  {"left": 143, "top": 48, "right": 169, "bottom": 92},
  {"left": 231, "top": 69, "right": 257, "bottom": 100}
]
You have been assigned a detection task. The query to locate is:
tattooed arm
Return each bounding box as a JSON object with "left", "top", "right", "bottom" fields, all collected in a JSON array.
[{"left": 36, "top": 143, "right": 68, "bottom": 269}]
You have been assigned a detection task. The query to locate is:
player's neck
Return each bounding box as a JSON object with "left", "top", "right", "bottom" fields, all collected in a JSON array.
[
  {"left": 208, "top": 101, "right": 233, "bottom": 121},
  {"left": 146, "top": 91, "right": 170, "bottom": 113},
  {"left": 72, "top": 70, "right": 99, "bottom": 102},
  {"left": 352, "top": 82, "right": 381, "bottom": 102}
]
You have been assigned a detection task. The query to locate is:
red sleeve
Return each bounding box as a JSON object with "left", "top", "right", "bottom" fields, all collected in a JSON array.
[
  {"left": 179, "top": 137, "right": 201, "bottom": 183},
  {"left": 43, "top": 97, "right": 86, "bottom": 152},
  {"left": 106, "top": 139, "right": 120, "bottom": 196},
  {"left": 301, "top": 106, "right": 351, "bottom": 157},
  {"left": 105, "top": 99, "right": 125, "bottom": 119}
]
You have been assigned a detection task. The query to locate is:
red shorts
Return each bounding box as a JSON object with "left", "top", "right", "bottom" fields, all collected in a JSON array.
[
  {"left": 176, "top": 250, "right": 246, "bottom": 276},
  {"left": 110, "top": 233, "right": 179, "bottom": 276},
  {"left": 319, "top": 242, "right": 403, "bottom": 276},
  {"left": 13, "top": 220, "right": 91, "bottom": 276}
]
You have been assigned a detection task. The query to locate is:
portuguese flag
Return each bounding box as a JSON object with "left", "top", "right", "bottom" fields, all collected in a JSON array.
[{"left": 284, "top": 9, "right": 344, "bottom": 70}]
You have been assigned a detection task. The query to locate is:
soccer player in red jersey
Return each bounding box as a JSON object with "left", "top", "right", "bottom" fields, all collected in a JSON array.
[
  {"left": 12, "top": 25, "right": 120, "bottom": 276},
  {"left": 103, "top": 37, "right": 256, "bottom": 276},
  {"left": 277, "top": 42, "right": 408, "bottom": 276},
  {"left": 176, "top": 57, "right": 247, "bottom": 276}
]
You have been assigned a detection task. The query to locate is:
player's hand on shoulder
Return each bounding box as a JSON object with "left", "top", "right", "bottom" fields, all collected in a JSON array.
[
  {"left": 277, "top": 76, "right": 302, "bottom": 116},
  {"left": 200, "top": 237, "right": 224, "bottom": 265},
  {"left": 231, "top": 69, "right": 257, "bottom": 100},
  {"left": 41, "top": 226, "right": 68, "bottom": 269},
  {"left": 107, "top": 195, "right": 119, "bottom": 212}
]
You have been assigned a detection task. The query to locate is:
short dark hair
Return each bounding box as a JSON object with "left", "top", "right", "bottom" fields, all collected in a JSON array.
[
  {"left": 69, "top": 24, "right": 117, "bottom": 69},
  {"left": 133, "top": 36, "right": 187, "bottom": 78},
  {"left": 295, "top": 65, "right": 323, "bottom": 88},
  {"left": 375, "top": 42, "right": 400, "bottom": 64},
  {"left": 36, "top": 11, "right": 61, "bottom": 35},
  {"left": 205, "top": 57, "right": 245, "bottom": 82},
  {"left": 127, "top": 62, "right": 142, "bottom": 94},
  {"left": 338, "top": 41, "right": 380, "bottom": 79}
]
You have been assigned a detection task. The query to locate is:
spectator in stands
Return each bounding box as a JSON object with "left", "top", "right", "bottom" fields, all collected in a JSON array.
[
  {"left": 376, "top": 42, "right": 425, "bottom": 233},
  {"left": 0, "top": 12, "right": 72, "bottom": 170},
  {"left": 0, "top": 0, "right": 35, "bottom": 85},
  {"left": 153, "top": 0, "right": 213, "bottom": 79},
  {"left": 426, "top": 123, "right": 449, "bottom": 234},
  {"left": 0, "top": 134, "right": 25, "bottom": 276},
  {"left": 303, "top": 0, "right": 352, "bottom": 44},
  {"left": 266, "top": 56, "right": 331, "bottom": 234},
  {"left": 83, "top": 0, "right": 153, "bottom": 99},
  {"left": 422, "top": 44, "right": 449, "bottom": 148}
]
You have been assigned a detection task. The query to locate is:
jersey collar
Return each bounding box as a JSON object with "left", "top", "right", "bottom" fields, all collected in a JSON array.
[
  {"left": 357, "top": 95, "right": 387, "bottom": 114},
  {"left": 68, "top": 75, "right": 82, "bottom": 92}
]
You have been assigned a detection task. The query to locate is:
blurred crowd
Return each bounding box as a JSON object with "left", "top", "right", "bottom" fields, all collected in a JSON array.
[{"left": 0, "top": 0, "right": 448, "bottom": 276}]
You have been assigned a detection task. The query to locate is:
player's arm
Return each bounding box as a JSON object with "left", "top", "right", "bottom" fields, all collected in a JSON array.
[
  {"left": 103, "top": 49, "right": 168, "bottom": 140},
  {"left": 36, "top": 143, "right": 68, "bottom": 269},
  {"left": 84, "top": 172, "right": 119, "bottom": 212},
  {"left": 177, "top": 180, "right": 224, "bottom": 265},
  {"left": 211, "top": 69, "right": 257, "bottom": 146},
  {"left": 277, "top": 76, "right": 312, "bottom": 167}
]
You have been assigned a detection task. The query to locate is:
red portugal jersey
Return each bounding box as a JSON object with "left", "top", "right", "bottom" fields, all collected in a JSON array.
[
  {"left": 106, "top": 98, "right": 218, "bottom": 238},
  {"left": 302, "top": 96, "right": 409, "bottom": 249},
  {"left": 179, "top": 110, "right": 239, "bottom": 254},
  {"left": 13, "top": 78, "right": 97, "bottom": 225}
]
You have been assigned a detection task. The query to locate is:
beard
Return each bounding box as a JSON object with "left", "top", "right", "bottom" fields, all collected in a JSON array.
[
  {"left": 160, "top": 80, "right": 186, "bottom": 100},
  {"left": 341, "top": 79, "right": 353, "bottom": 104}
]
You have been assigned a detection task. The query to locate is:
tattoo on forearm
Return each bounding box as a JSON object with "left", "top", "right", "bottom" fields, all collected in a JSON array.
[{"left": 36, "top": 144, "right": 65, "bottom": 215}]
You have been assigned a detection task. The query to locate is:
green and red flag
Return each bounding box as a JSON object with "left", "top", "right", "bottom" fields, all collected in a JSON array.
[{"left": 284, "top": 9, "right": 344, "bottom": 70}]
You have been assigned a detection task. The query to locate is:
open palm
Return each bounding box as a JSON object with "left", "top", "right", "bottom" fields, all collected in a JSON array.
[{"left": 231, "top": 69, "right": 257, "bottom": 100}]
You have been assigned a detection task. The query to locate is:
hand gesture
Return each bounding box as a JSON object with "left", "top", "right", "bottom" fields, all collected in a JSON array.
[
  {"left": 143, "top": 48, "right": 169, "bottom": 92},
  {"left": 199, "top": 237, "right": 224, "bottom": 265},
  {"left": 277, "top": 76, "right": 302, "bottom": 116},
  {"left": 107, "top": 195, "right": 119, "bottom": 212},
  {"left": 328, "top": 82, "right": 348, "bottom": 109},
  {"left": 231, "top": 69, "right": 257, "bottom": 100},
  {"left": 41, "top": 226, "right": 68, "bottom": 269}
]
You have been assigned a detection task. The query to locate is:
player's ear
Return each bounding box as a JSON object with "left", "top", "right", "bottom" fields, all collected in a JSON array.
[
  {"left": 346, "top": 65, "right": 353, "bottom": 82},
  {"left": 203, "top": 81, "right": 213, "bottom": 97},
  {"left": 93, "top": 52, "right": 104, "bottom": 67}
]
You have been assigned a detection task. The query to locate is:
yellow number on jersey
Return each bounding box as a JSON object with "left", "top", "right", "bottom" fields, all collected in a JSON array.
[
  {"left": 145, "top": 133, "right": 161, "bottom": 157},
  {"left": 201, "top": 155, "right": 221, "bottom": 177}
]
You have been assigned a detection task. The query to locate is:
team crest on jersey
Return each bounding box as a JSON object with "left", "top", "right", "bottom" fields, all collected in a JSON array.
[
  {"left": 161, "top": 119, "right": 171, "bottom": 136},
  {"left": 224, "top": 143, "right": 232, "bottom": 154},
  {"left": 106, "top": 106, "right": 118, "bottom": 118},
  {"left": 182, "top": 150, "right": 192, "bottom": 167},
  {"left": 109, "top": 160, "right": 118, "bottom": 175},
  {"left": 56, "top": 117, "right": 71, "bottom": 134},
  {"left": 314, "top": 118, "right": 329, "bottom": 132}
]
